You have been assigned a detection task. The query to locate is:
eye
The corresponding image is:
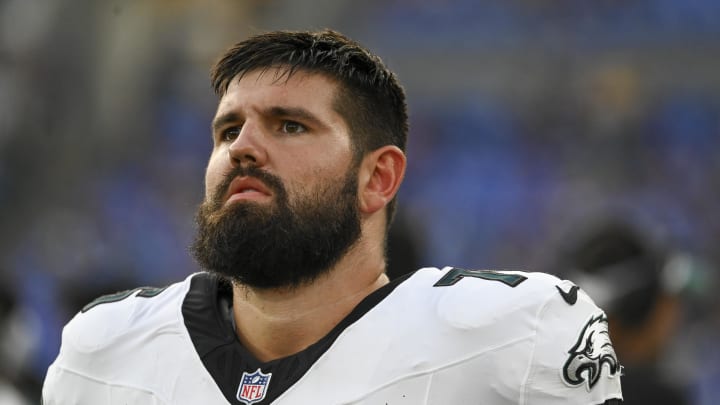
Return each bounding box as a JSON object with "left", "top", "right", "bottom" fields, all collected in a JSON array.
[
  {"left": 280, "top": 121, "right": 307, "bottom": 134},
  {"left": 221, "top": 127, "right": 240, "bottom": 142}
]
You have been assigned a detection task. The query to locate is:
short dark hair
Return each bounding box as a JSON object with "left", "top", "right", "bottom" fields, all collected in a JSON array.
[{"left": 210, "top": 29, "right": 408, "bottom": 224}]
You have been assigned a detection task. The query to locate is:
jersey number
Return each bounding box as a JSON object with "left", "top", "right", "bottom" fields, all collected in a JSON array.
[
  {"left": 434, "top": 267, "right": 527, "bottom": 287},
  {"left": 81, "top": 286, "right": 167, "bottom": 312}
]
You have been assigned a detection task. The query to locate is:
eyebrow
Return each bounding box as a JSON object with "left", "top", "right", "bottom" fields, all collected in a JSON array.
[
  {"left": 265, "top": 106, "right": 325, "bottom": 128},
  {"left": 211, "top": 106, "right": 328, "bottom": 133},
  {"left": 212, "top": 112, "right": 240, "bottom": 133}
]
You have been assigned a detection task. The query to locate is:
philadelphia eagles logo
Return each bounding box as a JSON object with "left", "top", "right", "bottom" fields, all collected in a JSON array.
[{"left": 562, "top": 312, "right": 621, "bottom": 390}]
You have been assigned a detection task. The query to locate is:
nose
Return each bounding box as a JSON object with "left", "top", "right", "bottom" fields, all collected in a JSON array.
[{"left": 227, "top": 122, "right": 268, "bottom": 168}]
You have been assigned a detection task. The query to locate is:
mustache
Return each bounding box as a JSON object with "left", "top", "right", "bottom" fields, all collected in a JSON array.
[{"left": 210, "top": 165, "right": 286, "bottom": 208}]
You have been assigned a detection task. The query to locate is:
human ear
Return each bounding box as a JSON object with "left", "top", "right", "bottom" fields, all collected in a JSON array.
[{"left": 357, "top": 145, "right": 406, "bottom": 215}]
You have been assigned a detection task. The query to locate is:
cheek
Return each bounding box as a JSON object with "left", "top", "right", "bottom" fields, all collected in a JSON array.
[
  {"left": 204, "top": 154, "right": 225, "bottom": 199},
  {"left": 301, "top": 164, "right": 355, "bottom": 198},
  {"left": 288, "top": 163, "right": 333, "bottom": 191},
  {"left": 204, "top": 172, "right": 214, "bottom": 199}
]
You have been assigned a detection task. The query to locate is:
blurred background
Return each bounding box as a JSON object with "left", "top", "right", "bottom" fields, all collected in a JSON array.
[{"left": 1, "top": 0, "right": 719, "bottom": 403}]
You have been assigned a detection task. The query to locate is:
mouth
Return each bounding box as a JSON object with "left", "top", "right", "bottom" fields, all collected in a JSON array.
[{"left": 224, "top": 176, "right": 273, "bottom": 205}]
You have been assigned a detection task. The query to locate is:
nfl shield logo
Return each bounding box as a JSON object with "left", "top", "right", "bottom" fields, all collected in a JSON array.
[{"left": 236, "top": 368, "right": 272, "bottom": 404}]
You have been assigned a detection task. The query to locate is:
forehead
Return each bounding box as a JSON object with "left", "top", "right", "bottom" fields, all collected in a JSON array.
[{"left": 215, "top": 67, "right": 342, "bottom": 118}]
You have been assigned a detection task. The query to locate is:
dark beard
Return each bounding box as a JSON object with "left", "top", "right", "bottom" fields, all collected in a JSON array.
[{"left": 191, "top": 164, "right": 361, "bottom": 289}]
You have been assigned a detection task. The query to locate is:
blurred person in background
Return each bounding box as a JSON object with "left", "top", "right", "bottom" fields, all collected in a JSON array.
[
  {"left": 42, "top": 29, "right": 622, "bottom": 404},
  {"left": 554, "top": 218, "right": 690, "bottom": 404},
  {"left": 0, "top": 282, "right": 36, "bottom": 405}
]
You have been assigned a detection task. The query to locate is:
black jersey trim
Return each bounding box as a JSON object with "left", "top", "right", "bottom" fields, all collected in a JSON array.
[{"left": 182, "top": 271, "right": 413, "bottom": 405}]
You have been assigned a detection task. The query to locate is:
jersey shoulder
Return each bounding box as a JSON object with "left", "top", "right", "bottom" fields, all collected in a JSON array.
[
  {"left": 61, "top": 275, "right": 194, "bottom": 352},
  {"left": 406, "top": 267, "right": 623, "bottom": 402},
  {"left": 44, "top": 274, "right": 212, "bottom": 404},
  {"left": 50, "top": 273, "right": 201, "bottom": 386},
  {"left": 409, "top": 266, "right": 580, "bottom": 327},
  {"left": 44, "top": 273, "right": 235, "bottom": 404}
]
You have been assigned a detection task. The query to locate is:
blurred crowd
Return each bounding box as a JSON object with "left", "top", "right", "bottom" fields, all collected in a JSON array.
[{"left": 1, "top": 0, "right": 719, "bottom": 403}]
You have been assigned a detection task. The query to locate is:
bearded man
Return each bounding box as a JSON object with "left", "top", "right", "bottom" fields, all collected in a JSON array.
[{"left": 43, "top": 29, "right": 623, "bottom": 404}]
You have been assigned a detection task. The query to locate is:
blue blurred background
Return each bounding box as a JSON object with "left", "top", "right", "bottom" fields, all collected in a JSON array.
[{"left": 1, "top": 0, "right": 719, "bottom": 403}]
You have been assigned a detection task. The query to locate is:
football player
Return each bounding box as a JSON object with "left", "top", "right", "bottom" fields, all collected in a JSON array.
[{"left": 43, "top": 29, "right": 623, "bottom": 404}]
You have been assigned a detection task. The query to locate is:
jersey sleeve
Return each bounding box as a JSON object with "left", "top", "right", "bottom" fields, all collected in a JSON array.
[{"left": 521, "top": 279, "right": 623, "bottom": 404}]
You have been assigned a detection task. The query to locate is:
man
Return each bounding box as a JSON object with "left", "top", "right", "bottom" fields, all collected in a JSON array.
[
  {"left": 554, "top": 219, "right": 688, "bottom": 404},
  {"left": 43, "top": 29, "right": 623, "bottom": 404}
]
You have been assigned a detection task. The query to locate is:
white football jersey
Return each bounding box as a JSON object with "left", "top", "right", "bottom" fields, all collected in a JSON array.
[{"left": 43, "top": 267, "right": 623, "bottom": 404}]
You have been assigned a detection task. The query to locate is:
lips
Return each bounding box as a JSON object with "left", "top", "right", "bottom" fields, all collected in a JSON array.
[{"left": 224, "top": 176, "right": 272, "bottom": 204}]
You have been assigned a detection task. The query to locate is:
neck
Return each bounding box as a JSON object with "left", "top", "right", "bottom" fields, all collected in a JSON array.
[{"left": 230, "top": 234, "right": 389, "bottom": 362}]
